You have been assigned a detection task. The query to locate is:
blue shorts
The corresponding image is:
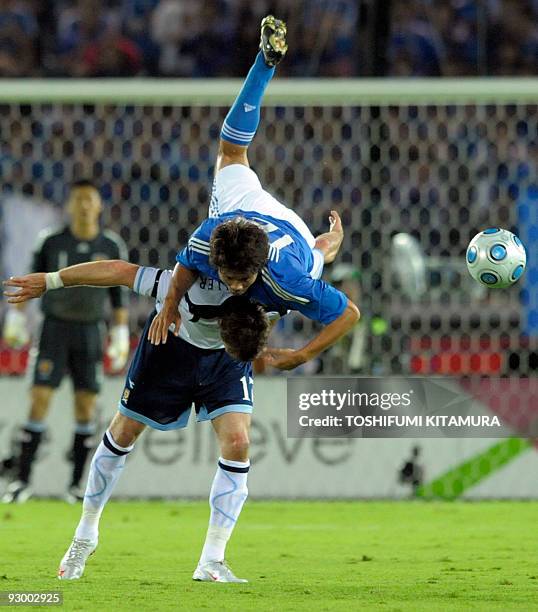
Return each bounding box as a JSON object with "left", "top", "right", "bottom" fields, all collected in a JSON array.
[{"left": 119, "top": 312, "right": 253, "bottom": 430}]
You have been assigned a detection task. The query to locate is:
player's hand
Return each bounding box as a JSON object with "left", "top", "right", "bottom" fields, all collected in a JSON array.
[
  {"left": 259, "top": 347, "right": 306, "bottom": 371},
  {"left": 148, "top": 299, "right": 181, "bottom": 345},
  {"left": 329, "top": 209, "right": 343, "bottom": 235},
  {"left": 3, "top": 273, "right": 47, "bottom": 303},
  {"left": 2, "top": 308, "right": 30, "bottom": 348},
  {"left": 107, "top": 324, "right": 130, "bottom": 372}
]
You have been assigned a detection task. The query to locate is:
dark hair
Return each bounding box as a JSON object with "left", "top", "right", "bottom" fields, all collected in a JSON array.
[
  {"left": 219, "top": 297, "right": 270, "bottom": 362},
  {"left": 71, "top": 178, "right": 98, "bottom": 190},
  {"left": 209, "top": 217, "right": 269, "bottom": 276}
]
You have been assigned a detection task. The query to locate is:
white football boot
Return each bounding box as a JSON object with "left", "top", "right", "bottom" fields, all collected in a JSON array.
[
  {"left": 193, "top": 560, "right": 248, "bottom": 583},
  {"left": 58, "top": 537, "right": 97, "bottom": 580}
]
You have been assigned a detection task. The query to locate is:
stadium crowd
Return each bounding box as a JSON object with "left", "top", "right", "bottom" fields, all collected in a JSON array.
[{"left": 0, "top": 0, "right": 536, "bottom": 78}]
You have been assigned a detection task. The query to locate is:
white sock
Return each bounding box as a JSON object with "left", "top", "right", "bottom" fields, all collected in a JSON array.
[
  {"left": 74, "top": 430, "right": 134, "bottom": 542},
  {"left": 198, "top": 457, "right": 250, "bottom": 565}
]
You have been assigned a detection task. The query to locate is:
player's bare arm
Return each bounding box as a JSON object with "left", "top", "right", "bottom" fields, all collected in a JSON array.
[
  {"left": 3, "top": 260, "right": 140, "bottom": 303},
  {"left": 261, "top": 300, "right": 360, "bottom": 370},
  {"left": 147, "top": 263, "right": 198, "bottom": 345}
]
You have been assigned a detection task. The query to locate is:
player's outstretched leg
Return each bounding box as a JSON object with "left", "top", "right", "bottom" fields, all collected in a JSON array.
[
  {"left": 58, "top": 415, "right": 143, "bottom": 580},
  {"left": 193, "top": 414, "right": 250, "bottom": 583},
  {"left": 217, "top": 16, "right": 287, "bottom": 171}
]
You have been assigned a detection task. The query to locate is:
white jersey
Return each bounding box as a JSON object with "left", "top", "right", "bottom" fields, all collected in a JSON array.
[
  {"left": 209, "top": 164, "right": 324, "bottom": 279},
  {"left": 133, "top": 266, "right": 282, "bottom": 350}
]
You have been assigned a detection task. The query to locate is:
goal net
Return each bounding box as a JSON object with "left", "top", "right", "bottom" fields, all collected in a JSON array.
[{"left": 0, "top": 79, "right": 537, "bottom": 381}]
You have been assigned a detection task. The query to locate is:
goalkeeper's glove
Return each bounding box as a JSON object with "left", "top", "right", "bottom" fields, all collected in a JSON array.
[
  {"left": 106, "top": 324, "right": 130, "bottom": 372},
  {"left": 2, "top": 308, "right": 30, "bottom": 348}
]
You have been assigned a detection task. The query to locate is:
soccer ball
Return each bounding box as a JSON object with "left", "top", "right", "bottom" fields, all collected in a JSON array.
[{"left": 466, "top": 228, "right": 526, "bottom": 289}]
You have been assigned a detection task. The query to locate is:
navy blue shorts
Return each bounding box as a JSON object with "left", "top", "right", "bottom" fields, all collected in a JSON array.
[{"left": 119, "top": 312, "right": 253, "bottom": 430}]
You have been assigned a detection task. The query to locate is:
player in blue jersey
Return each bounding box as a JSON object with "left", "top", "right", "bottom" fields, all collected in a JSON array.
[
  {"left": 5, "top": 259, "right": 280, "bottom": 583},
  {"left": 149, "top": 16, "right": 360, "bottom": 374}
]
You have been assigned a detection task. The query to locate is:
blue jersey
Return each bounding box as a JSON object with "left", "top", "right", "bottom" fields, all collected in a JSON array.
[{"left": 176, "top": 211, "right": 348, "bottom": 324}]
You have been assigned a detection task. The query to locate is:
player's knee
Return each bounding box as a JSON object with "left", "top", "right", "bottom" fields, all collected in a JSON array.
[
  {"left": 222, "top": 430, "right": 250, "bottom": 459},
  {"left": 108, "top": 412, "right": 145, "bottom": 448}
]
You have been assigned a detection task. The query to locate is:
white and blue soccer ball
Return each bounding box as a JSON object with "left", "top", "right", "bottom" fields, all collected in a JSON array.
[{"left": 466, "top": 228, "right": 526, "bottom": 289}]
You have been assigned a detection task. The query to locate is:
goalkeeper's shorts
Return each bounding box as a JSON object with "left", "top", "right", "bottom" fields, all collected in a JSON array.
[{"left": 33, "top": 316, "right": 104, "bottom": 393}]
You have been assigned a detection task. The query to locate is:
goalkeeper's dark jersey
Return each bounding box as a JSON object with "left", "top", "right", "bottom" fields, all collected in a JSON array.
[{"left": 31, "top": 225, "right": 128, "bottom": 322}]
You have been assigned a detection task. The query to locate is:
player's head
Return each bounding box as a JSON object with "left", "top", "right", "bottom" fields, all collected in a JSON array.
[
  {"left": 67, "top": 179, "right": 102, "bottom": 226},
  {"left": 210, "top": 217, "right": 269, "bottom": 295},
  {"left": 219, "top": 297, "right": 270, "bottom": 362}
]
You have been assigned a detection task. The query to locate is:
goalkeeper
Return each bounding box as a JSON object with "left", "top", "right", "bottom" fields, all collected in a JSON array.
[{"left": 1, "top": 180, "right": 129, "bottom": 504}]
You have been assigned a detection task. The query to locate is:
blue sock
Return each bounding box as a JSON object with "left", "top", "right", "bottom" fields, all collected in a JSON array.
[{"left": 221, "top": 52, "right": 275, "bottom": 146}]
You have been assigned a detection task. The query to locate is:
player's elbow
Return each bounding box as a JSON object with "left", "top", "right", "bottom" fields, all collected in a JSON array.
[{"left": 109, "top": 260, "right": 138, "bottom": 287}]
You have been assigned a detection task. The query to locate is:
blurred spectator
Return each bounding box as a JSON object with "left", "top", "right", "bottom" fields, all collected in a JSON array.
[
  {"left": 179, "top": 0, "right": 235, "bottom": 77},
  {"left": 50, "top": 0, "right": 114, "bottom": 76},
  {"left": 302, "top": 0, "right": 358, "bottom": 77},
  {"left": 79, "top": 24, "right": 143, "bottom": 77},
  {"left": 388, "top": 0, "right": 445, "bottom": 76},
  {"left": 388, "top": 0, "right": 537, "bottom": 76},
  {"left": 489, "top": 0, "right": 538, "bottom": 75},
  {"left": 120, "top": 0, "right": 160, "bottom": 74},
  {"left": 150, "top": 0, "right": 196, "bottom": 75},
  {"left": 0, "top": 0, "right": 37, "bottom": 76}
]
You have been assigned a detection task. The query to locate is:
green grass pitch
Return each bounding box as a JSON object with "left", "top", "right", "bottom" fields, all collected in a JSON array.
[{"left": 2, "top": 500, "right": 537, "bottom": 611}]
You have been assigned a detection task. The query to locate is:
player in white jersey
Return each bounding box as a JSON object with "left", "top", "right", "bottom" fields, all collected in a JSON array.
[
  {"left": 4, "top": 259, "right": 279, "bottom": 584},
  {"left": 132, "top": 264, "right": 282, "bottom": 354}
]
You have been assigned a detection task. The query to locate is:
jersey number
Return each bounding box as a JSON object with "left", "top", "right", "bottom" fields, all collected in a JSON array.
[
  {"left": 240, "top": 375, "right": 254, "bottom": 401},
  {"left": 249, "top": 216, "right": 294, "bottom": 263}
]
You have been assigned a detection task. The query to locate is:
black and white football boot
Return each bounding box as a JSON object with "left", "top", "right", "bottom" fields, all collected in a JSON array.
[{"left": 259, "top": 15, "right": 288, "bottom": 67}]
